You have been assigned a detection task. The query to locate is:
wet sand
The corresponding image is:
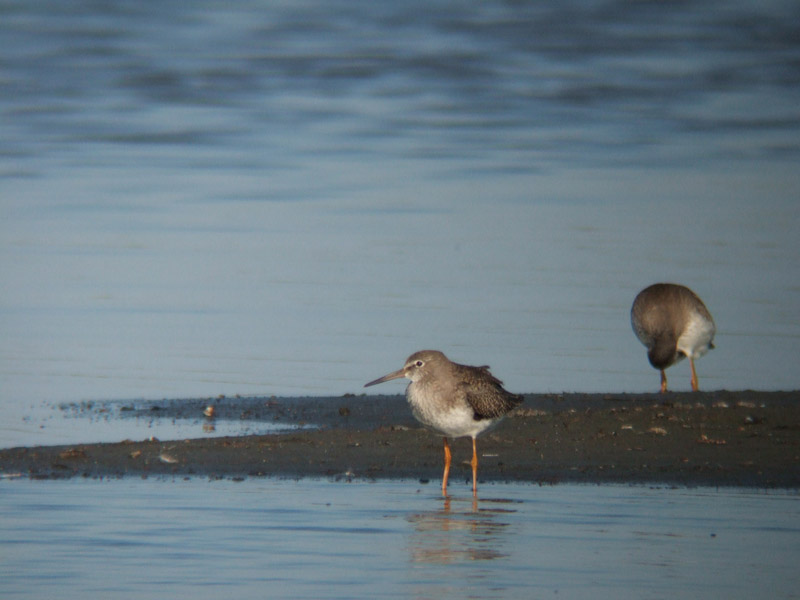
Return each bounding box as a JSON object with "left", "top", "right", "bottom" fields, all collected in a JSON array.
[{"left": 2, "top": 391, "right": 798, "bottom": 487}]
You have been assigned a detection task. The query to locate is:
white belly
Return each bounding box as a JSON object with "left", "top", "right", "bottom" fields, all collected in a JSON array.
[
  {"left": 407, "top": 385, "right": 499, "bottom": 439},
  {"left": 677, "top": 312, "right": 716, "bottom": 359}
]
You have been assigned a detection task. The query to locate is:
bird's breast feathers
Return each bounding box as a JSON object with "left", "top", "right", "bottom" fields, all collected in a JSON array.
[
  {"left": 677, "top": 312, "right": 716, "bottom": 359},
  {"left": 407, "top": 382, "right": 494, "bottom": 438}
]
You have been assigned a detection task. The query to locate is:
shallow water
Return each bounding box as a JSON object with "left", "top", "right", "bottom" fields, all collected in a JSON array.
[
  {"left": 2, "top": 6, "right": 798, "bottom": 591},
  {"left": 23, "top": 396, "right": 305, "bottom": 447},
  {"left": 1, "top": 480, "right": 798, "bottom": 599},
  {"left": 2, "top": 1, "right": 800, "bottom": 448}
]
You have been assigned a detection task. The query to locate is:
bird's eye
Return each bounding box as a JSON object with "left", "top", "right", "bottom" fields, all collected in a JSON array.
[{"left": 415, "top": 360, "right": 423, "bottom": 367}]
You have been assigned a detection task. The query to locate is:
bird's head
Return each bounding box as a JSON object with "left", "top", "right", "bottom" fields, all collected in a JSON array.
[{"left": 364, "top": 350, "right": 447, "bottom": 387}]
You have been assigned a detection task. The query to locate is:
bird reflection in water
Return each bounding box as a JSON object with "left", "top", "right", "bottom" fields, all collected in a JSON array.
[{"left": 407, "top": 495, "right": 517, "bottom": 564}]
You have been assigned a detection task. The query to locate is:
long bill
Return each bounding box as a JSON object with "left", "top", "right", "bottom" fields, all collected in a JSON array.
[{"left": 364, "top": 368, "right": 406, "bottom": 387}]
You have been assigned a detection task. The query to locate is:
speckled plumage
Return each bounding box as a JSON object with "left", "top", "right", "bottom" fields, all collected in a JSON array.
[{"left": 365, "top": 350, "right": 522, "bottom": 496}]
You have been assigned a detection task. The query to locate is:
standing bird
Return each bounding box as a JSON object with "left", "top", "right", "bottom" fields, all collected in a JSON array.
[
  {"left": 364, "top": 350, "right": 522, "bottom": 497},
  {"left": 631, "top": 283, "right": 716, "bottom": 393}
]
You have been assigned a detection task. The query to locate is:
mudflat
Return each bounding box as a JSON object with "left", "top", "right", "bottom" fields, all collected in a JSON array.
[{"left": 2, "top": 391, "right": 798, "bottom": 488}]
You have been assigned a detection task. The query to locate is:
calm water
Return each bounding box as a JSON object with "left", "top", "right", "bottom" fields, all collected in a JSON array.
[
  {"left": 2, "top": 1, "right": 800, "bottom": 448},
  {"left": 0, "top": 480, "right": 798, "bottom": 600},
  {"left": 3, "top": 5, "right": 799, "bottom": 594}
]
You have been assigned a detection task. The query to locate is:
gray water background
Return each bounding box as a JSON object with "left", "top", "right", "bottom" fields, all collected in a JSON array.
[
  {"left": 1, "top": 480, "right": 798, "bottom": 600},
  {"left": 2, "top": 4, "right": 800, "bottom": 596},
  {"left": 1, "top": 1, "right": 799, "bottom": 448}
]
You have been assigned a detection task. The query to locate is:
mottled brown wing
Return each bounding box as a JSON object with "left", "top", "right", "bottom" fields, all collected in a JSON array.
[{"left": 456, "top": 364, "right": 523, "bottom": 420}]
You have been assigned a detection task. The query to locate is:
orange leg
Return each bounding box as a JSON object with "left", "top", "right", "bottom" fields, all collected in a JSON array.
[
  {"left": 441, "top": 437, "right": 451, "bottom": 497},
  {"left": 689, "top": 358, "right": 699, "bottom": 391},
  {"left": 660, "top": 369, "right": 668, "bottom": 393},
  {"left": 471, "top": 437, "right": 479, "bottom": 497}
]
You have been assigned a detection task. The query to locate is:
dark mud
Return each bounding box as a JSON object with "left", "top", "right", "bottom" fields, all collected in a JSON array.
[{"left": 2, "top": 391, "right": 798, "bottom": 488}]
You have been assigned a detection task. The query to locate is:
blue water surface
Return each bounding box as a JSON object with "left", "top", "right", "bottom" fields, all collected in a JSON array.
[
  {"left": 1, "top": 480, "right": 798, "bottom": 600},
  {"left": 1, "top": 0, "right": 799, "bottom": 447}
]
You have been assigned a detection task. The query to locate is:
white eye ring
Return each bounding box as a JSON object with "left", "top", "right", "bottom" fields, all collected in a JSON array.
[{"left": 415, "top": 360, "right": 423, "bottom": 367}]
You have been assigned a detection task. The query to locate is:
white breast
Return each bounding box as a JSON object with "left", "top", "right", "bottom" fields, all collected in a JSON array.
[
  {"left": 407, "top": 383, "right": 499, "bottom": 439},
  {"left": 677, "top": 312, "right": 716, "bottom": 359}
]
